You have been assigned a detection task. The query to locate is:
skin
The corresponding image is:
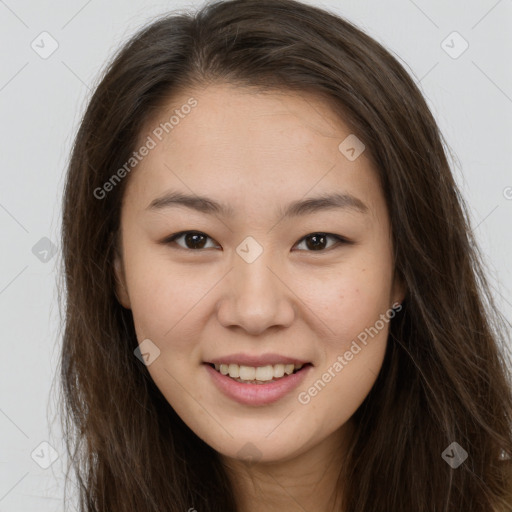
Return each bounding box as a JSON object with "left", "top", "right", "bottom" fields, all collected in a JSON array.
[{"left": 114, "top": 83, "right": 406, "bottom": 511}]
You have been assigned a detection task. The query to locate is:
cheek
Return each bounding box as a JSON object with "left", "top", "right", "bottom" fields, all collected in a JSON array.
[
  {"left": 301, "top": 259, "right": 394, "bottom": 345},
  {"left": 297, "top": 268, "right": 392, "bottom": 427},
  {"left": 296, "top": 254, "right": 394, "bottom": 421},
  {"left": 126, "top": 257, "right": 207, "bottom": 415},
  {"left": 299, "top": 339, "right": 386, "bottom": 438},
  {"left": 124, "top": 251, "right": 205, "bottom": 354}
]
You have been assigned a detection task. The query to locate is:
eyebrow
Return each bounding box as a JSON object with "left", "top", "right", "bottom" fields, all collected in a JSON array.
[{"left": 146, "top": 190, "right": 368, "bottom": 218}]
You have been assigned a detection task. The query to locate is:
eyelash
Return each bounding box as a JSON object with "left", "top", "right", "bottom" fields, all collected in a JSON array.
[{"left": 162, "top": 231, "right": 352, "bottom": 252}]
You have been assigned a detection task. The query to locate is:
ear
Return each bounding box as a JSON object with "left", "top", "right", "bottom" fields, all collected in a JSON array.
[
  {"left": 391, "top": 271, "right": 407, "bottom": 308},
  {"left": 113, "top": 253, "right": 131, "bottom": 309}
]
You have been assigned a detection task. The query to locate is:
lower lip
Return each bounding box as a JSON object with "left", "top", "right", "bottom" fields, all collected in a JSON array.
[{"left": 204, "top": 363, "right": 313, "bottom": 406}]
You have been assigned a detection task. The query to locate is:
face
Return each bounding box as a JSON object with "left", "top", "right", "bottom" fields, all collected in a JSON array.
[{"left": 114, "top": 83, "right": 405, "bottom": 464}]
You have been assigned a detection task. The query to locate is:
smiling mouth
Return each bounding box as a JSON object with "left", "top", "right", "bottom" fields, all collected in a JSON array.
[{"left": 207, "top": 362, "right": 312, "bottom": 384}]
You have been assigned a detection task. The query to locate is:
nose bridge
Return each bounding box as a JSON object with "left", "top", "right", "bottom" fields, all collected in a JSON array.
[
  {"left": 234, "top": 240, "right": 280, "bottom": 305},
  {"left": 217, "top": 238, "right": 294, "bottom": 333}
]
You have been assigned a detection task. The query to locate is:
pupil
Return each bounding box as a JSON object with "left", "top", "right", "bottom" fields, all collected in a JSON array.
[
  {"left": 307, "top": 233, "right": 326, "bottom": 251},
  {"left": 186, "top": 233, "right": 206, "bottom": 249}
]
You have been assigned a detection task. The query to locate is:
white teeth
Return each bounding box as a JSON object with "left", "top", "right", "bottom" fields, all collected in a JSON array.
[
  {"left": 274, "top": 364, "right": 285, "bottom": 378},
  {"left": 239, "top": 365, "right": 256, "bottom": 380},
  {"left": 211, "top": 362, "right": 306, "bottom": 382},
  {"left": 255, "top": 365, "right": 274, "bottom": 381},
  {"left": 228, "top": 364, "right": 239, "bottom": 378}
]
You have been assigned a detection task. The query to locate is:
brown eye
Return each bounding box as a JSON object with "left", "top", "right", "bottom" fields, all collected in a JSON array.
[
  {"left": 294, "top": 233, "right": 349, "bottom": 252},
  {"left": 165, "top": 231, "right": 218, "bottom": 250}
]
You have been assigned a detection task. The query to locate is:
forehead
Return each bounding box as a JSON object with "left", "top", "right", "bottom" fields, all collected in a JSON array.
[{"left": 124, "top": 83, "right": 385, "bottom": 223}]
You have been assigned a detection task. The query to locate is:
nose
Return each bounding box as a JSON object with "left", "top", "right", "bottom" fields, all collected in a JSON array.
[{"left": 216, "top": 249, "right": 296, "bottom": 336}]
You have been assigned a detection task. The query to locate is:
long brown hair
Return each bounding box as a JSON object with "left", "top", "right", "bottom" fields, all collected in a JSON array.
[{"left": 58, "top": 0, "right": 512, "bottom": 510}]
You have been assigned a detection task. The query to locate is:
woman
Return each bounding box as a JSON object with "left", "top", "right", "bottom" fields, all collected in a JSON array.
[{"left": 59, "top": 0, "right": 512, "bottom": 510}]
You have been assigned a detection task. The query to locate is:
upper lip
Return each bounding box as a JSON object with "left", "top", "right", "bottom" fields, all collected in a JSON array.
[{"left": 205, "top": 353, "right": 312, "bottom": 367}]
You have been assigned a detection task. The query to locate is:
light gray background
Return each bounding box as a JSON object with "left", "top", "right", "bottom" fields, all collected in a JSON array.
[{"left": 0, "top": 0, "right": 511, "bottom": 509}]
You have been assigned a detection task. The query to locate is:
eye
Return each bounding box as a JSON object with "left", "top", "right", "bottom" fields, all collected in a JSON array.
[
  {"left": 164, "top": 231, "right": 219, "bottom": 250},
  {"left": 293, "top": 232, "right": 350, "bottom": 252},
  {"left": 163, "top": 231, "right": 351, "bottom": 252}
]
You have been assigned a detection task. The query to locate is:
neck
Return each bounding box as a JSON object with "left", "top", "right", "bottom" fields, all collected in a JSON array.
[{"left": 221, "top": 419, "right": 354, "bottom": 512}]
